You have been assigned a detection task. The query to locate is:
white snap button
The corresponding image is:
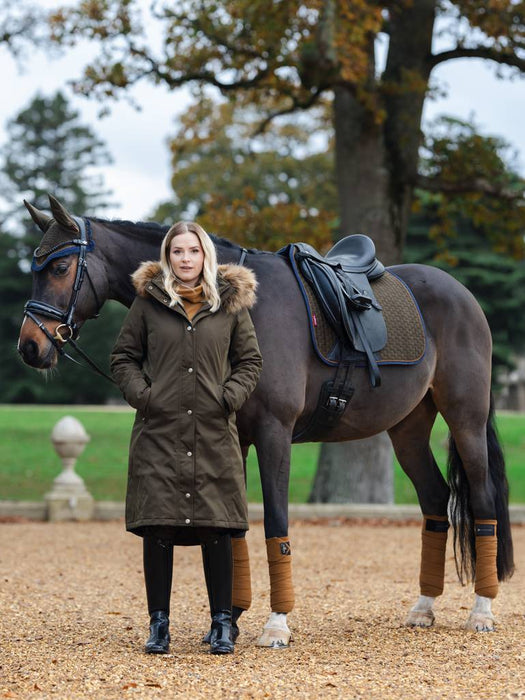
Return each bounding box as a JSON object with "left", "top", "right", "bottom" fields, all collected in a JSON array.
[
  {"left": 185, "top": 493, "right": 191, "bottom": 499},
  {"left": 185, "top": 518, "right": 190, "bottom": 524},
  {"left": 187, "top": 325, "right": 192, "bottom": 331},
  {"left": 187, "top": 451, "right": 192, "bottom": 457},
  {"left": 187, "top": 410, "right": 192, "bottom": 415},
  {"left": 188, "top": 367, "right": 193, "bottom": 373}
]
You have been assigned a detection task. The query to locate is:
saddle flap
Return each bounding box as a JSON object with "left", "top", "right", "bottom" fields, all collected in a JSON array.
[
  {"left": 295, "top": 254, "right": 387, "bottom": 354},
  {"left": 278, "top": 235, "right": 389, "bottom": 387}
]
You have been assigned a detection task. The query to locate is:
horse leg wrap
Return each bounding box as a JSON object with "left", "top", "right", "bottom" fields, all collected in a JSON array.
[
  {"left": 419, "top": 515, "right": 449, "bottom": 597},
  {"left": 474, "top": 519, "right": 498, "bottom": 599},
  {"left": 232, "top": 536, "right": 252, "bottom": 611},
  {"left": 266, "top": 537, "right": 295, "bottom": 613}
]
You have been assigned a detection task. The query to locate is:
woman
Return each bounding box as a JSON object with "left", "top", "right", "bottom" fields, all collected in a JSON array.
[{"left": 111, "top": 221, "right": 262, "bottom": 655}]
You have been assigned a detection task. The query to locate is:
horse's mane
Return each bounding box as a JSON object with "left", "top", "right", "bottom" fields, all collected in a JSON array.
[
  {"left": 91, "top": 217, "right": 168, "bottom": 242},
  {"left": 90, "top": 217, "right": 269, "bottom": 255}
]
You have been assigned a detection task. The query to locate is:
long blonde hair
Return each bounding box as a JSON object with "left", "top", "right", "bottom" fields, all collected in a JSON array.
[{"left": 160, "top": 221, "right": 221, "bottom": 312}]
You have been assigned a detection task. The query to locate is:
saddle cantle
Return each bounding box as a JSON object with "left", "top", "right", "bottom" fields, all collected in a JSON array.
[{"left": 279, "top": 234, "right": 387, "bottom": 387}]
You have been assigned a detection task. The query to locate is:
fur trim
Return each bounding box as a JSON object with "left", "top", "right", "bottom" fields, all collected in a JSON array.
[
  {"left": 131, "top": 261, "right": 162, "bottom": 297},
  {"left": 218, "top": 264, "right": 258, "bottom": 314},
  {"left": 131, "top": 260, "right": 257, "bottom": 313}
]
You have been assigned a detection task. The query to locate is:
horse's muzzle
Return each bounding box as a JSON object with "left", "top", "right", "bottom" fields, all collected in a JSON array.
[{"left": 17, "top": 336, "right": 57, "bottom": 369}]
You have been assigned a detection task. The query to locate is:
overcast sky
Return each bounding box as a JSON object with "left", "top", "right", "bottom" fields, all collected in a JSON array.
[{"left": 0, "top": 28, "right": 524, "bottom": 223}]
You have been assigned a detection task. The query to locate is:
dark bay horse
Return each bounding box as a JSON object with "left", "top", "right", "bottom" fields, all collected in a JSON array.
[{"left": 18, "top": 196, "right": 514, "bottom": 644}]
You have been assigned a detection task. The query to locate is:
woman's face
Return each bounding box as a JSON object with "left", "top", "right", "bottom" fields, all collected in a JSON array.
[{"left": 169, "top": 231, "right": 204, "bottom": 287}]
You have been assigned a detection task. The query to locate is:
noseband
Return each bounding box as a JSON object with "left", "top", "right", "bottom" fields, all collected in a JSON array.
[{"left": 23, "top": 216, "right": 114, "bottom": 382}]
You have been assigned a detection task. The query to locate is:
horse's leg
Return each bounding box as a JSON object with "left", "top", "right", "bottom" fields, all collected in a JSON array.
[
  {"left": 442, "top": 412, "right": 498, "bottom": 631},
  {"left": 388, "top": 393, "right": 450, "bottom": 628},
  {"left": 253, "top": 419, "right": 294, "bottom": 648},
  {"left": 232, "top": 445, "right": 252, "bottom": 618},
  {"left": 434, "top": 389, "right": 514, "bottom": 631}
]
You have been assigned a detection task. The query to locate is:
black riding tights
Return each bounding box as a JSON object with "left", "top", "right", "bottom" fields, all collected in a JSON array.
[{"left": 143, "top": 533, "right": 232, "bottom": 616}]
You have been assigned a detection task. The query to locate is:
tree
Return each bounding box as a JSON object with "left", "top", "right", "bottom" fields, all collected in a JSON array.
[
  {"left": 0, "top": 1, "right": 48, "bottom": 57},
  {"left": 0, "top": 91, "right": 125, "bottom": 403},
  {"left": 39, "top": 1, "right": 525, "bottom": 258},
  {"left": 151, "top": 96, "right": 336, "bottom": 250},
  {"left": 407, "top": 200, "right": 525, "bottom": 379},
  {"left": 11, "top": 0, "right": 525, "bottom": 499},
  {"left": 407, "top": 117, "right": 525, "bottom": 377},
  {"left": 1, "top": 91, "right": 113, "bottom": 231}
]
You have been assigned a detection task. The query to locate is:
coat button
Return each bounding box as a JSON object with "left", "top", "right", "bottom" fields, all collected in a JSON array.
[
  {"left": 188, "top": 367, "right": 193, "bottom": 373},
  {"left": 185, "top": 493, "right": 191, "bottom": 499},
  {"left": 187, "top": 451, "right": 192, "bottom": 457},
  {"left": 187, "top": 325, "right": 192, "bottom": 331},
  {"left": 187, "top": 410, "right": 192, "bottom": 415},
  {"left": 185, "top": 518, "right": 191, "bottom": 524}
]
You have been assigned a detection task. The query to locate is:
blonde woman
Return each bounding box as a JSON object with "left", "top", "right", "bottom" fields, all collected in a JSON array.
[{"left": 111, "top": 221, "right": 262, "bottom": 655}]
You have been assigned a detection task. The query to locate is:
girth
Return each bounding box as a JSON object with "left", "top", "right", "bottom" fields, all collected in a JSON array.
[{"left": 279, "top": 234, "right": 387, "bottom": 387}]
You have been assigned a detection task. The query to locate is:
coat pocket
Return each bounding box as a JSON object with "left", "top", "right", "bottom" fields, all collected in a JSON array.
[{"left": 211, "top": 385, "right": 229, "bottom": 416}]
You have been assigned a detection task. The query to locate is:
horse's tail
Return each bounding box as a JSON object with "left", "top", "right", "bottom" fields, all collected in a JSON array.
[{"left": 447, "top": 396, "right": 514, "bottom": 584}]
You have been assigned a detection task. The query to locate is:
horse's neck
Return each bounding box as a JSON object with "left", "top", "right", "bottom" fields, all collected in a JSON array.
[{"left": 90, "top": 219, "right": 164, "bottom": 307}]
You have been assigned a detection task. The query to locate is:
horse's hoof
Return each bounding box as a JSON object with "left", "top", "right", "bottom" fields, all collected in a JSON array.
[
  {"left": 405, "top": 609, "right": 435, "bottom": 628},
  {"left": 256, "top": 627, "right": 292, "bottom": 648},
  {"left": 465, "top": 612, "right": 495, "bottom": 632}
]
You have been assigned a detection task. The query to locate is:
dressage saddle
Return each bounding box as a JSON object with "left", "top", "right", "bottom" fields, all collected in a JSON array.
[{"left": 279, "top": 234, "right": 387, "bottom": 387}]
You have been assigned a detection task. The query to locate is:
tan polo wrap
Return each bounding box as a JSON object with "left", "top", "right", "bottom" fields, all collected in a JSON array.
[
  {"left": 266, "top": 537, "right": 295, "bottom": 613},
  {"left": 475, "top": 519, "right": 498, "bottom": 599},
  {"left": 232, "top": 536, "right": 252, "bottom": 610},
  {"left": 420, "top": 515, "right": 449, "bottom": 597}
]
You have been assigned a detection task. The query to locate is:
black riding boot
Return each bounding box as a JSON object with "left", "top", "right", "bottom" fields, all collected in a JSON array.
[
  {"left": 201, "top": 542, "right": 242, "bottom": 645},
  {"left": 145, "top": 610, "right": 170, "bottom": 654},
  {"left": 143, "top": 537, "right": 173, "bottom": 654},
  {"left": 201, "top": 534, "right": 234, "bottom": 655}
]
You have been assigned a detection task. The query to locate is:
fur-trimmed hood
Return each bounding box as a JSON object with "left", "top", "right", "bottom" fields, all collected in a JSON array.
[{"left": 131, "top": 261, "right": 257, "bottom": 314}]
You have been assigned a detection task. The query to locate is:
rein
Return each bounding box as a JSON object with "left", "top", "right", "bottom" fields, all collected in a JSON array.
[{"left": 23, "top": 216, "right": 115, "bottom": 383}]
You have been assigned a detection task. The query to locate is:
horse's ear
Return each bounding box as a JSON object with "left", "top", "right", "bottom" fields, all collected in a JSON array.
[
  {"left": 48, "top": 194, "right": 79, "bottom": 232},
  {"left": 24, "top": 200, "right": 52, "bottom": 232}
]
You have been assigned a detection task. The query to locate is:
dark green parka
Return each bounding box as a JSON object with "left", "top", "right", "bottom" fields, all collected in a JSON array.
[{"left": 110, "top": 261, "right": 263, "bottom": 541}]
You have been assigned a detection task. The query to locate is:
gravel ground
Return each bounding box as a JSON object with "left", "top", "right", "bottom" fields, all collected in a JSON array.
[{"left": 0, "top": 519, "right": 523, "bottom": 700}]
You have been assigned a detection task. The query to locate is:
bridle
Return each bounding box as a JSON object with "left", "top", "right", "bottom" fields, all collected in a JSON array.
[{"left": 23, "top": 216, "right": 114, "bottom": 382}]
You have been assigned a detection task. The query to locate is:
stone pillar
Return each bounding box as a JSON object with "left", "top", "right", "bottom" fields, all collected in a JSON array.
[{"left": 45, "top": 416, "right": 94, "bottom": 521}]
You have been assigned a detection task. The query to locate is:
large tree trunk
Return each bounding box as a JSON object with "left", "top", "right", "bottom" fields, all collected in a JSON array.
[
  {"left": 312, "top": 87, "right": 395, "bottom": 504},
  {"left": 332, "top": 85, "right": 399, "bottom": 264},
  {"left": 309, "top": 1, "right": 436, "bottom": 504},
  {"left": 309, "top": 433, "right": 393, "bottom": 503}
]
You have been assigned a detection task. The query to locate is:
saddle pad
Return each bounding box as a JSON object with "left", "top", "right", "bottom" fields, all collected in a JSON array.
[{"left": 297, "top": 268, "right": 427, "bottom": 367}]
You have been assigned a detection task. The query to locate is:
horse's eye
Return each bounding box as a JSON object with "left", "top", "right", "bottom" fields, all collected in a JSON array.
[{"left": 53, "top": 263, "right": 69, "bottom": 276}]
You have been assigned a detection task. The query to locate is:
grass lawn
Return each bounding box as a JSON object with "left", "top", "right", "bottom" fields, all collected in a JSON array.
[{"left": 1, "top": 405, "right": 524, "bottom": 503}]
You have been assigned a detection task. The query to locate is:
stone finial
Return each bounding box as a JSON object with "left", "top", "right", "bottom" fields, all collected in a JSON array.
[{"left": 45, "top": 416, "right": 94, "bottom": 521}]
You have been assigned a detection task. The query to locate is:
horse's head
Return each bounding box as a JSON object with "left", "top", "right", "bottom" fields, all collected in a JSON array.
[{"left": 18, "top": 194, "right": 107, "bottom": 370}]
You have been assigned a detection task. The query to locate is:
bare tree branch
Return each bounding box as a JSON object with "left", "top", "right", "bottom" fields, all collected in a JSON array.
[
  {"left": 428, "top": 46, "right": 525, "bottom": 72},
  {"left": 252, "top": 89, "right": 325, "bottom": 135}
]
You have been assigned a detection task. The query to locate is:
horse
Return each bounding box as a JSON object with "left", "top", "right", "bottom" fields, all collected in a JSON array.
[{"left": 18, "top": 195, "right": 514, "bottom": 645}]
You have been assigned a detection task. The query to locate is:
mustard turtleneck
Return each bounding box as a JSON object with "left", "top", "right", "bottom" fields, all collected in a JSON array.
[{"left": 176, "top": 283, "right": 205, "bottom": 321}]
